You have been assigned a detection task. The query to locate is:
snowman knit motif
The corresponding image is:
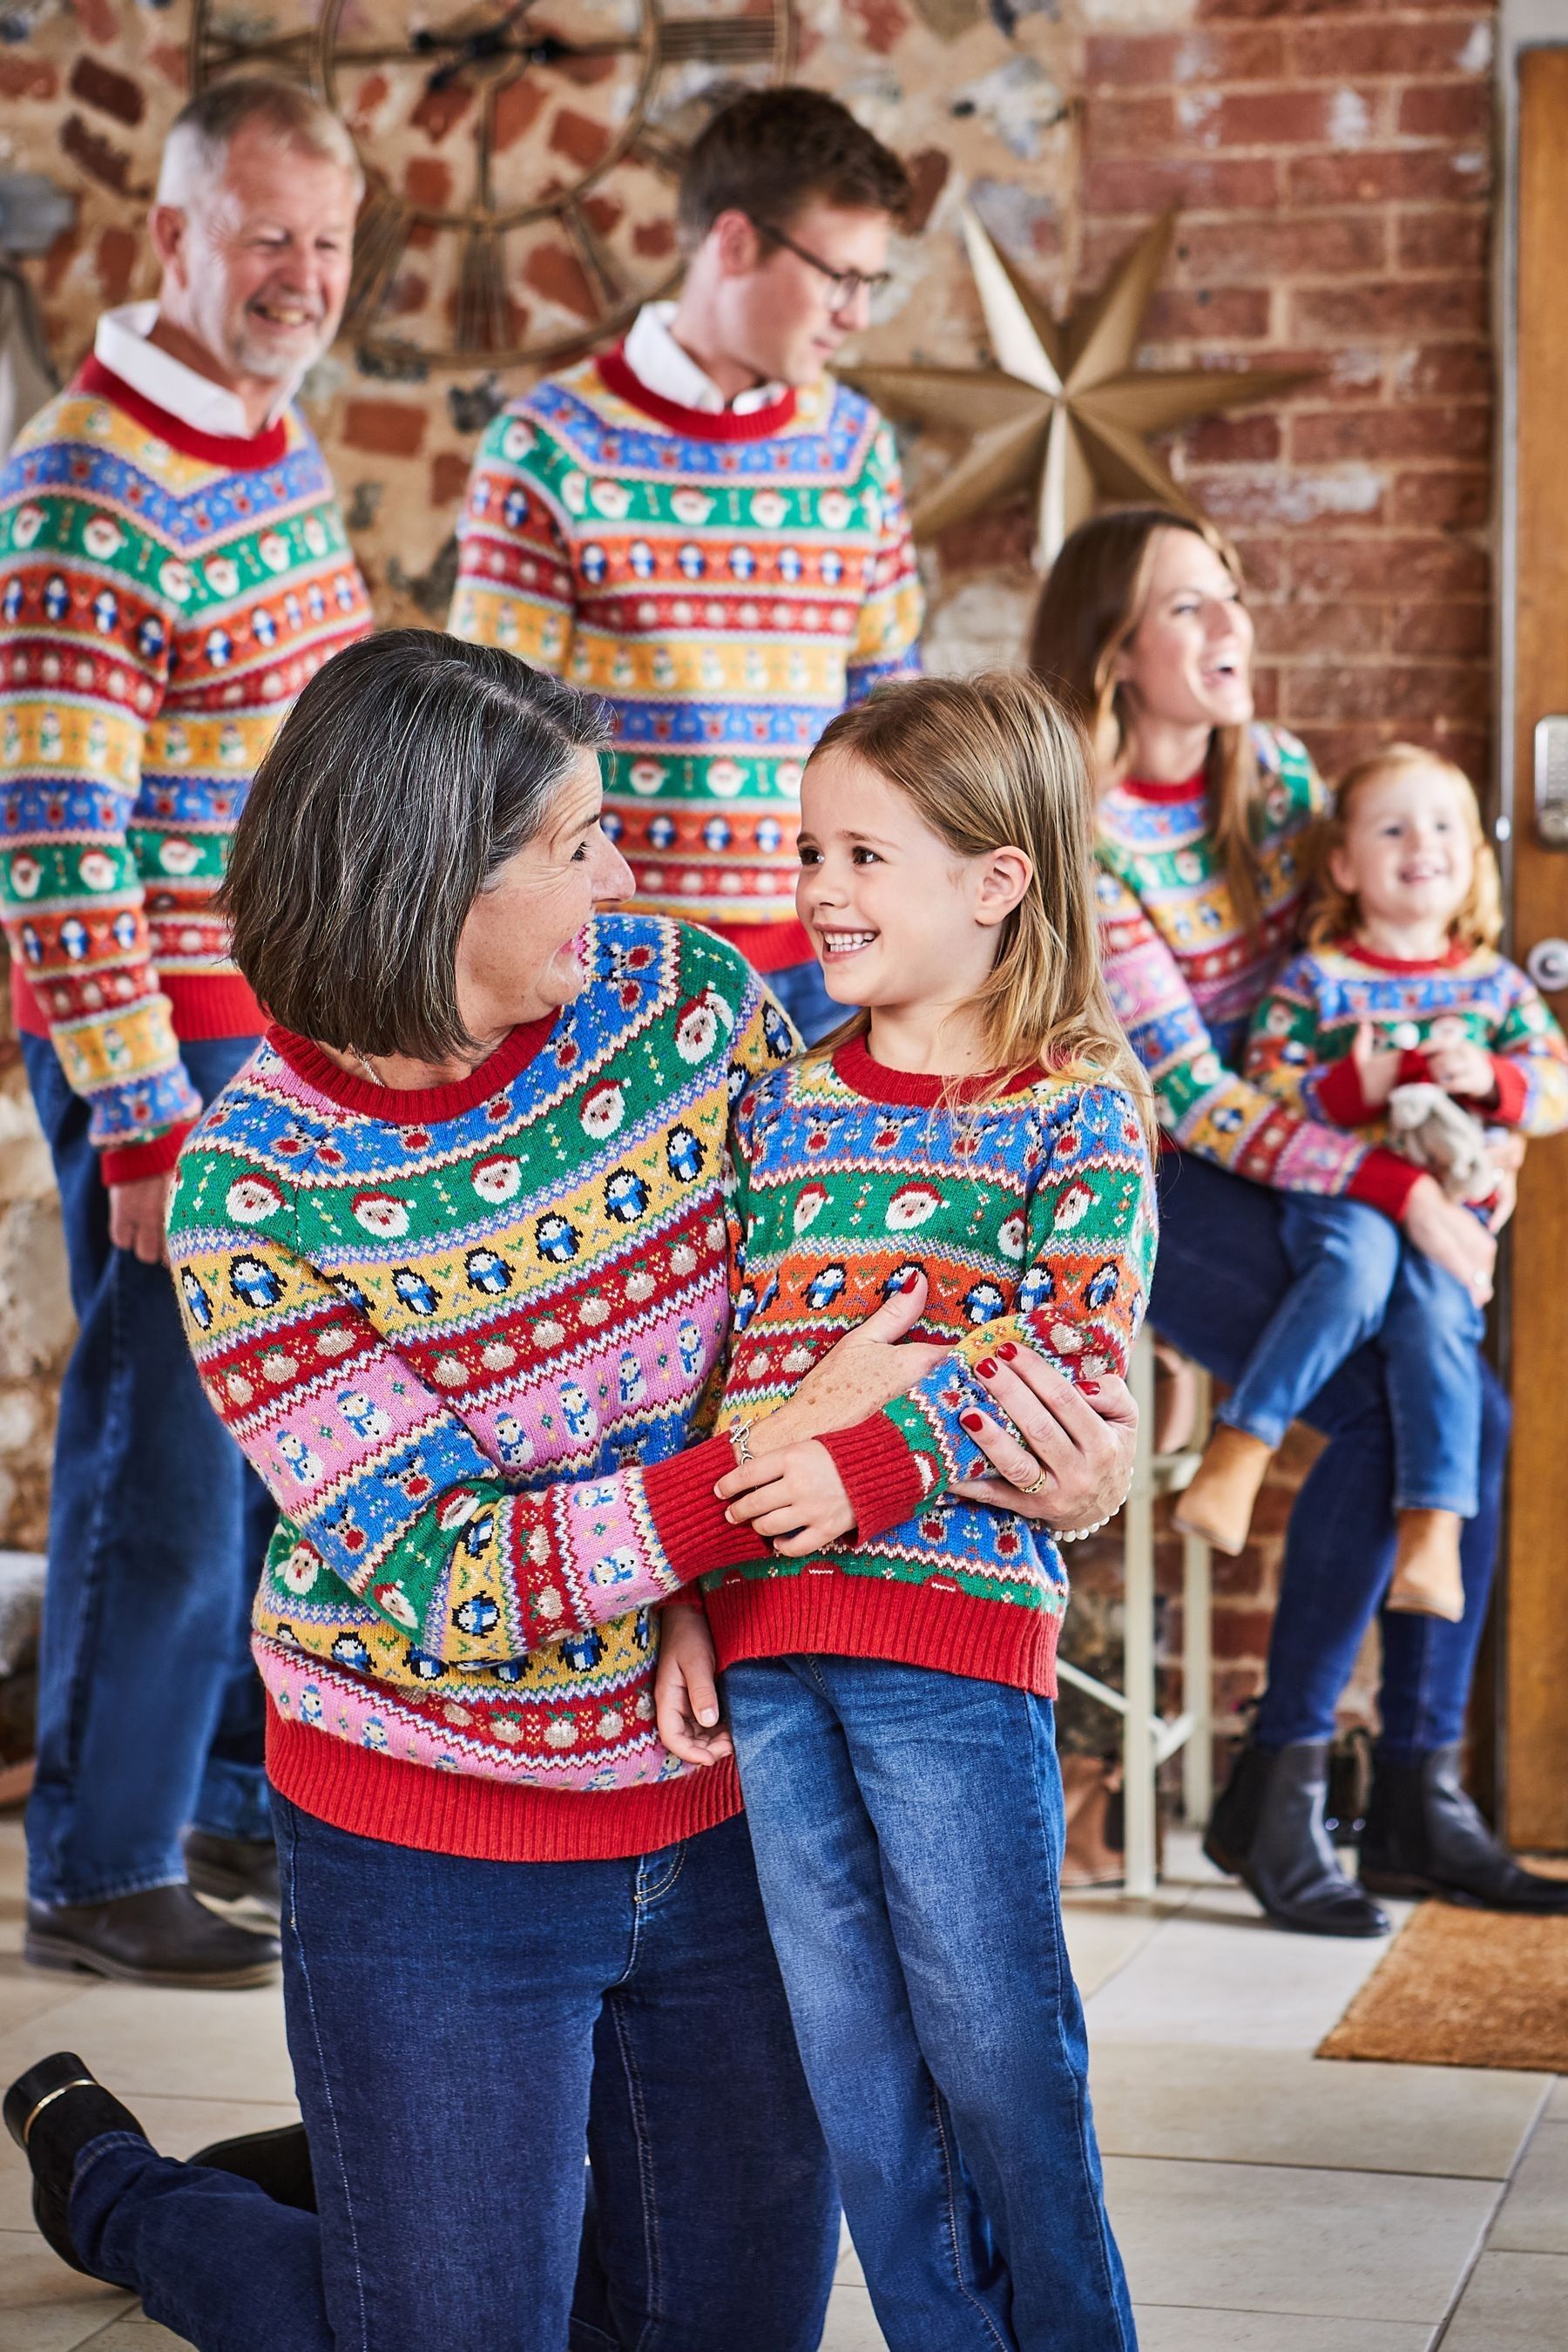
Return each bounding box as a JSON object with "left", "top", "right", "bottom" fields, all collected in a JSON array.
[
  {"left": 1095, "top": 722, "right": 1422, "bottom": 1217},
  {"left": 166, "top": 918, "right": 918, "bottom": 1864},
  {"left": 448, "top": 345, "right": 922, "bottom": 967},
  {"left": 0, "top": 358, "right": 371, "bottom": 1178},
  {"left": 1244, "top": 938, "right": 1568, "bottom": 1139},
  {"left": 701, "top": 1037, "right": 1158, "bottom": 1699}
]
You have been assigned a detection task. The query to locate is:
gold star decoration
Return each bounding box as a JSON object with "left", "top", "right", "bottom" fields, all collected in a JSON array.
[{"left": 846, "top": 206, "right": 1313, "bottom": 568}]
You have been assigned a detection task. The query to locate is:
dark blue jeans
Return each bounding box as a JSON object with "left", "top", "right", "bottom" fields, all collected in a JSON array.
[
  {"left": 69, "top": 1799, "right": 837, "bottom": 2352},
  {"left": 1222, "top": 1194, "right": 1484, "bottom": 1517},
  {"left": 766, "top": 955, "right": 843, "bottom": 1046},
  {"left": 21, "top": 1032, "right": 273, "bottom": 1906},
  {"left": 1152, "top": 1154, "right": 1508, "bottom": 1761},
  {"left": 725, "top": 1658, "right": 1135, "bottom": 2352}
]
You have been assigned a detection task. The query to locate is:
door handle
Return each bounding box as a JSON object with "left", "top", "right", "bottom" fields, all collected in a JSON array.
[
  {"left": 1526, "top": 938, "right": 1568, "bottom": 994},
  {"left": 1536, "top": 717, "right": 1568, "bottom": 845}
]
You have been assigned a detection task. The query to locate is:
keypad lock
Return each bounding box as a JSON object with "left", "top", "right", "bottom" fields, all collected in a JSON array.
[{"left": 1535, "top": 715, "right": 1568, "bottom": 845}]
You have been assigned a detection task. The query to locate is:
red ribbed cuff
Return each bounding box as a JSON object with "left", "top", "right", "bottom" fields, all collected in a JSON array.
[
  {"left": 819, "top": 1416, "right": 933, "bottom": 1542},
  {"left": 1348, "top": 1146, "right": 1427, "bottom": 1220},
  {"left": 1315, "top": 1053, "right": 1374, "bottom": 1127},
  {"left": 1484, "top": 1056, "right": 1529, "bottom": 1125},
  {"left": 100, "top": 1121, "right": 197, "bottom": 1185},
  {"left": 643, "top": 1437, "right": 769, "bottom": 1581}
]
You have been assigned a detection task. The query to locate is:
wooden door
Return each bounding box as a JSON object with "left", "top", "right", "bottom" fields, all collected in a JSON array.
[{"left": 1504, "top": 46, "right": 1568, "bottom": 1848}]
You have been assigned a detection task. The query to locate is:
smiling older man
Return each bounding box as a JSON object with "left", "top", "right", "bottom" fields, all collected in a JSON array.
[{"left": 0, "top": 78, "right": 371, "bottom": 1984}]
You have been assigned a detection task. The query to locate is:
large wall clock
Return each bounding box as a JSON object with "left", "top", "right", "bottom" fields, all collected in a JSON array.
[{"left": 190, "top": 2, "right": 798, "bottom": 372}]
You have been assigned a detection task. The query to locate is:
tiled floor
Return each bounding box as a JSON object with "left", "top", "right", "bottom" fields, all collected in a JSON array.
[{"left": 1, "top": 1815, "right": 1564, "bottom": 2349}]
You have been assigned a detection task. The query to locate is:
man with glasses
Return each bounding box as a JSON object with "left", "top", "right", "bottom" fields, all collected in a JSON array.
[{"left": 450, "top": 87, "right": 922, "bottom": 1039}]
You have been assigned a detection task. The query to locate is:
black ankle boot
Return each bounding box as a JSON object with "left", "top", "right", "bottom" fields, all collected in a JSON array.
[
  {"left": 1204, "top": 1739, "right": 1390, "bottom": 1937},
  {"left": 1361, "top": 1745, "right": 1568, "bottom": 1911},
  {"left": 3, "top": 2052, "right": 147, "bottom": 2278},
  {"left": 190, "top": 2119, "right": 315, "bottom": 2212}
]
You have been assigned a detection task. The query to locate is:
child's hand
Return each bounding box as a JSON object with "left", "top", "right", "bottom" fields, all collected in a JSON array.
[
  {"left": 714, "top": 1440, "right": 855, "bottom": 1557},
  {"left": 654, "top": 1604, "right": 733, "bottom": 1769},
  {"left": 1350, "top": 1022, "right": 1403, "bottom": 1110},
  {"left": 1426, "top": 1038, "right": 1497, "bottom": 1102}
]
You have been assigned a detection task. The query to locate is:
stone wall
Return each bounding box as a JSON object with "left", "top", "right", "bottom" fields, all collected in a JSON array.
[{"left": 0, "top": 0, "right": 1500, "bottom": 1750}]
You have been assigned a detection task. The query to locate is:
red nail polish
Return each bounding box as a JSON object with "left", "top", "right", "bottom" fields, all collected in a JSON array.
[
  {"left": 976, "top": 1358, "right": 997, "bottom": 1379},
  {"left": 961, "top": 1411, "right": 984, "bottom": 1432},
  {"left": 997, "top": 1343, "right": 1017, "bottom": 1362},
  {"left": 902, "top": 1270, "right": 920, "bottom": 1291},
  {"left": 1079, "top": 1381, "right": 1100, "bottom": 1395}
]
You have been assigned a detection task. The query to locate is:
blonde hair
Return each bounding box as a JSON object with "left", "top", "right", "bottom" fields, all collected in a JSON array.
[
  {"left": 1028, "top": 507, "right": 1267, "bottom": 935},
  {"left": 1305, "top": 741, "right": 1502, "bottom": 951},
  {"left": 805, "top": 671, "right": 1155, "bottom": 1144}
]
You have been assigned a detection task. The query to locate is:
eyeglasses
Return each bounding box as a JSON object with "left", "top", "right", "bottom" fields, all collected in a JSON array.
[{"left": 747, "top": 217, "right": 892, "bottom": 315}]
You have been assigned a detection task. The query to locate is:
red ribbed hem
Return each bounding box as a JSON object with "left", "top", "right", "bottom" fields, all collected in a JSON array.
[
  {"left": 1314, "top": 1052, "right": 1373, "bottom": 1127},
  {"left": 267, "top": 1713, "right": 742, "bottom": 1861},
  {"left": 819, "top": 1416, "right": 931, "bottom": 1543},
  {"left": 75, "top": 356, "right": 290, "bottom": 469},
  {"left": 10, "top": 963, "right": 260, "bottom": 1044},
  {"left": 1486, "top": 1056, "right": 1529, "bottom": 1125},
  {"left": 266, "top": 1015, "right": 557, "bottom": 1124},
  {"left": 644, "top": 1436, "right": 771, "bottom": 1578},
  {"left": 704, "top": 918, "right": 812, "bottom": 974},
  {"left": 100, "top": 1121, "right": 196, "bottom": 1184},
  {"left": 1121, "top": 772, "right": 1206, "bottom": 804},
  {"left": 1348, "top": 1146, "right": 1426, "bottom": 1220},
  {"left": 705, "top": 1569, "right": 1061, "bottom": 1699},
  {"left": 596, "top": 346, "right": 797, "bottom": 441}
]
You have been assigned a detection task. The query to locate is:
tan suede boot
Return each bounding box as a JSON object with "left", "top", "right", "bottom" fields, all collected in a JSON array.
[
  {"left": 1172, "top": 1426, "right": 1275, "bottom": 1557},
  {"left": 1386, "top": 1510, "right": 1466, "bottom": 1621}
]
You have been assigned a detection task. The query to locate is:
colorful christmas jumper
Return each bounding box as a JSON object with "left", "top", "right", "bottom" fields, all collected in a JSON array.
[
  {"left": 701, "top": 1036, "right": 1158, "bottom": 1697},
  {"left": 448, "top": 343, "right": 923, "bottom": 973},
  {"left": 166, "top": 918, "right": 928, "bottom": 1864},
  {"left": 0, "top": 358, "right": 372, "bottom": 1179},
  {"left": 1096, "top": 724, "right": 1423, "bottom": 1218}
]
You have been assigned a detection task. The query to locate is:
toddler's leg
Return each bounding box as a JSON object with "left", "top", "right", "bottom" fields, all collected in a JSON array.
[{"left": 1379, "top": 1247, "right": 1485, "bottom": 1622}]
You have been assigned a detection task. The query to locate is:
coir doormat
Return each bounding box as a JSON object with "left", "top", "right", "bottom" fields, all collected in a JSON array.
[{"left": 1318, "top": 1880, "right": 1568, "bottom": 2072}]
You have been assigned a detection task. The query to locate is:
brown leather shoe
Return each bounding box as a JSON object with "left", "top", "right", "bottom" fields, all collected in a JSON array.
[
  {"left": 183, "top": 1828, "right": 280, "bottom": 1918},
  {"left": 24, "top": 1885, "right": 280, "bottom": 1989}
]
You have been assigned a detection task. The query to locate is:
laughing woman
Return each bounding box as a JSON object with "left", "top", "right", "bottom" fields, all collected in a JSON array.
[{"left": 3, "top": 633, "right": 1138, "bottom": 2352}]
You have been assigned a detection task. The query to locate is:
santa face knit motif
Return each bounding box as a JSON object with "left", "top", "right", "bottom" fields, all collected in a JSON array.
[
  {"left": 0, "top": 359, "right": 372, "bottom": 1179},
  {"left": 448, "top": 350, "right": 922, "bottom": 944},
  {"left": 1246, "top": 939, "right": 1568, "bottom": 1139},
  {"left": 1096, "top": 723, "right": 1415, "bottom": 1217},
  {"left": 166, "top": 917, "right": 796, "bottom": 1863},
  {"left": 702, "top": 1037, "right": 1157, "bottom": 1700}
]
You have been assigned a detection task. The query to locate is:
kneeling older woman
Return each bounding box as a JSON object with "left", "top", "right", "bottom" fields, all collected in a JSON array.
[{"left": 5, "top": 632, "right": 1136, "bottom": 2352}]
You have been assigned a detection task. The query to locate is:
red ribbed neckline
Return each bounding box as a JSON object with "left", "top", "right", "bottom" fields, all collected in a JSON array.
[
  {"left": 266, "top": 1015, "right": 558, "bottom": 1124},
  {"left": 75, "top": 355, "right": 290, "bottom": 470},
  {"left": 1341, "top": 935, "right": 1473, "bottom": 974},
  {"left": 833, "top": 1032, "right": 1043, "bottom": 1107},
  {"left": 596, "top": 344, "right": 798, "bottom": 441},
  {"left": 1120, "top": 771, "right": 1207, "bottom": 804}
]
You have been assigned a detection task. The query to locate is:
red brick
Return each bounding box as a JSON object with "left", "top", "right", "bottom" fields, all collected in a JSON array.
[
  {"left": 1251, "top": 598, "right": 1388, "bottom": 658},
  {"left": 1398, "top": 81, "right": 1492, "bottom": 142},
  {"left": 1392, "top": 343, "right": 1491, "bottom": 402},
  {"left": 1142, "top": 287, "right": 1274, "bottom": 343},
  {"left": 1084, "top": 157, "right": 1281, "bottom": 215},
  {"left": 1397, "top": 209, "right": 1489, "bottom": 273},
  {"left": 1293, "top": 534, "right": 1489, "bottom": 600},
  {"left": 59, "top": 115, "right": 136, "bottom": 197},
  {"left": 1083, "top": 95, "right": 1178, "bottom": 159},
  {"left": 1181, "top": 412, "right": 1283, "bottom": 464},
  {"left": 1183, "top": 470, "right": 1392, "bottom": 531},
  {"left": 1170, "top": 213, "right": 1387, "bottom": 284},
  {"left": 1205, "top": 86, "right": 1387, "bottom": 150},
  {"left": 1250, "top": 663, "right": 1281, "bottom": 719},
  {"left": 1390, "top": 602, "right": 1491, "bottom": 659},
  {"left": 94, "top": 225, "right": 139, "bottom": 306},
  {"left": 1286, "top": 662, "right": 1490, "bottom": 726},
  {"left": 902, "top": 146, "right": 950, "bottom": 235},
  {"left": 1199, "top": 0, "right": 1368, "bottom": 17},
  {"left": 430, "top": 452, "right": 471, "bottom": 507},
  {"left": 1390, "top": 465, "right": 1490, "bottom": 529},
  {"left": 1290, "top": 18, "right": 1493, "bottom": 79},
  {"left": 1289, "top": 149, "right": 1490, "bottom": 206},
  {"left": 1213, "top": 1606, "right": 1280, "bottom": 1665},
  {"left": 1231, "top": 537, "right": 1288, "bottom": 593},
  {"left": 1290, "top": 278, "right": 1487, "bottom": 341},
  {"left": 1289, "top": 402, "right": 1490, "bottom": 463},
  {"left": 1085, "top": 29, "right": 1287, "bottom": 86},
  {"left": 343, "top": 399, "right": 427, "bottom": 458},
  {"left": 0, "top": 55, "right": 57, "bottom": 99},
  {"left": 68, "top": 54, "right": 144, "bottom": 126}
]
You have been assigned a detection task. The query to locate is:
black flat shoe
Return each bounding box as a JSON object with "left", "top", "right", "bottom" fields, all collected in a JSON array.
[
  {"left": 183, "top": 1828, "right": 281, "bottom": 1918},
  {"left": 25, "top": 1884, "right": 280, "bottom": 1988},
  {"left": 1361, "top": 1746, "right": 1568, "bottom": 1912},
  {"left": 1206, "top": 1738, "right": 1390, "bottom": 1938},
  {"left": 3, "top": 2051, "right": 147, "bottom": 2278},
  {"left": 190, "top": 2119, "right": 315, "bottom": 2212}
]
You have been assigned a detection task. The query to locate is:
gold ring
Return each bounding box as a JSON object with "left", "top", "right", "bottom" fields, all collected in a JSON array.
[{"left": 1016, "top": 1463, "right": 1049, "bottom": 1497}]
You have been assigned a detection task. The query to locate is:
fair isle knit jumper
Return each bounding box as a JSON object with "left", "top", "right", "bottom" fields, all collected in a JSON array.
[
  {"left": 701, "top": 1038, "right": 1158, "bottom": 1698},
  {"left": 0, "top": 359, "right": 372, "bottom": 1179},
  {"left": 166, "top": 919, "right": 916, "bottom": 1863},
  {"left": 1096, "top": 723, "right": 1421, "bottom": 1218},
  {"left": 448, "top": 345, "right": 923, "bottom": 971},
  {"left": 1245, "top": 938, "right": 1568, "bottom": 1139}
]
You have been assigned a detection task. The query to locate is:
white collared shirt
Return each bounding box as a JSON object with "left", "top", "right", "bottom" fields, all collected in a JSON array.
[
  {"left": 621, "top": 301, "right": 785, "bottom": 416},
  {"left": 94, "top": 301, "right": 296, "bottom": 437}
]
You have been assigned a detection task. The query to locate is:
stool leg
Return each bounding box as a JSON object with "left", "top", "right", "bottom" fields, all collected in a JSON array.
[
  {"left": 1122, "top": 1333, "right": 1158, "bottom": 1900},
  {"left": 1181, "top": 1369, "right": 1213, "bottom": 1826}
]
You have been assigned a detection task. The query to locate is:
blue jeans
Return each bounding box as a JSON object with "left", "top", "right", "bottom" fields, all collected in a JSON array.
[
  {"left": 767, "top": 954, "right": 844, "bottom": 1045},
  {"left": 1152, "top": 1153, "right": 1508, "bottom": 1761},
  {"left": 69, "top": 1799, "right": 837, "bottom": 2352},
  {"left": 21, "top": 1032, "right": 274, "bottom": 1905},
  {"left": 724, "top": 1658, "right": 1135, "bottom": 2352},
  {"left": 1222, "top": 1194, "right": 1484, "bottom": 1516}
]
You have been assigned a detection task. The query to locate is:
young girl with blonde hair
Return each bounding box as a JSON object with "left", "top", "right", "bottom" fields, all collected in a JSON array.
[
  {"left": 657, "top": 670, "right": 1154, "bottom": 2352},
  {"left": 1176, "top": 742, "right": 1568, "bottom": 1617}
]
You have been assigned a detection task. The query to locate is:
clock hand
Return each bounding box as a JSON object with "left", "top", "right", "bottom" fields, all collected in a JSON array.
[{"left": 420, "top": 0, "right": 534, "bottom": 94}]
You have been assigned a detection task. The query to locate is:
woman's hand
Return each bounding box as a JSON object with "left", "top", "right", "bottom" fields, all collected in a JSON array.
[
  {"left": 1402, "top": 1173, "right": 1497, "bottom": 1303},
  {"left": 1426, "top": 1038, "right": 1496, "bottom": 1101},
  {"left": 714, "top": 1440, "right": 856, "bottom": 1557},
  {"left": 654, "top": 1604, "right": 733, "bottom": 1768},
  {"left": 756, "top": 1269, "right": 948, "bottom": 1451},
  {"left": 950, "top": 1351, "right": 1139, "bottom": 1532}
]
